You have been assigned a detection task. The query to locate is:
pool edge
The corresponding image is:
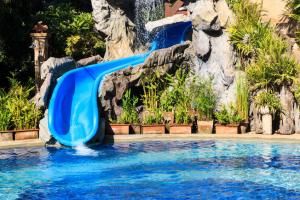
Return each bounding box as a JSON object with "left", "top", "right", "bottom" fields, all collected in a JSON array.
[{"left": 104, "top": 133, "right": 300, "bottom": 144}]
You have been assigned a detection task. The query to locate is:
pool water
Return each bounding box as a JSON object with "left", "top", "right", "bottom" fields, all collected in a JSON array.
[{"left": 1, "top": 140, "right": 300, "bottom": 200}]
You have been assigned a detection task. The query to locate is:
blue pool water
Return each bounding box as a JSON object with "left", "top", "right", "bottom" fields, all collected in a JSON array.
[{"left": 1, "top": 140, "right": 300, "bottom": 200}]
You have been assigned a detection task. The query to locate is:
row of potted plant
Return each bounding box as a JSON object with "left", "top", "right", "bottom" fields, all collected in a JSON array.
[
  {"left": 0, "top": 78, "right": 41, "bottom": 142},
  {"left": 108, "top": 107, "right": 247, "bottom": 135},
  {"left": 108, "top": 67, "right": 249, "bottom": 135}
]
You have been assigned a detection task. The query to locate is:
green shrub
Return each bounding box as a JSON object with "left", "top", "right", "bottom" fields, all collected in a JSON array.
[
  {"left": 141, "top": 72, "right": 164, "bottom": 124},
  {"left": 65, "top": 33, "right": 105, "bottom": 60},
  {"left": 215, "top": 104, "right": 242, "bottom": 125},
  {"left": 189, "top": 77, "right": 217, "bottom": 121},
  {"left": 160, "top": 88, "right": 175, "bottom": 112},
  {"left": 254, "top": 91, "right": 281, "bottom": 113},
  {"left": 118, "top": 89, "right": 139, "bottom": 124},
  {"left": 229, "top": 0, "right": 299, "bottom": 95},
  {"left": 236, "top": 75, "right": 249, "bottom": 120},
  {"left": 230, "top": 22, "right": 271, "bottom": 60},
  {"left": 142, "top": 108, "right": 163, "bottom": 125},
  {"left": 246, "top": 52, "right": 298, "bottom": 91},
  {"left": 160, "top": 67, "right": 190, "bottom": 112},
  {"left": 36, "top": 3, "right": 105, "bottom": 59},
  {"left": 286, "top": 0, "right": 300, "bottom": 44},
  {"left": 142, "top": 67, "right": 192, "bottom": 124},
  {"left": 5, "top": 78, "right": 42, "bottom": 130},
  {"left": 163, "top": 67, "right": 193, "bottom": 124},
  {"left": 174, "top": 103, "right": 191, "bottom": 124},
  {"left": 0, "top": 89, "right": 11, "bottom": 131}
]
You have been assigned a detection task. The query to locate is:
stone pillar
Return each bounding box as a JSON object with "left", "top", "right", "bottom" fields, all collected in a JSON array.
[
  {"left": 260, "top": 107, "right": 273, "bottom": 135},
  {"left": 279, "top": 85, "right": 295, "bottom": 134},
  {"left": 31, "top": 22, "right": 48, "bottom": 92},
  {"left": 294, "top": 103, "right": 300, "bottom": 134},
  {"left": 262, "top": 114, "right": 273, "bottom": 135}
]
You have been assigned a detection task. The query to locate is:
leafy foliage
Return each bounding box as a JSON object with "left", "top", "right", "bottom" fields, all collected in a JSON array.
[
  {"left": 118, "top": 89, "right": 139, "bottom": 124},
  {"left": 164, "top": 67, "right": 192, "bottom": 124},
  {"left": 0, "top": 77, "right": 42, "bottom": 130},
  {"left": 160, "top": 68, "right": 189, "bottom": 113},
  {"left": 215, "top": 104, "right": 242, "bottom": 125},
  {"left": 174, "top": 103, "right": 191, "bottom": 124},
  {"left": 286, "top": 0, "right": 300, "bottom": 43},
  {"left": 65, "top": 33, "right": 105, "bottom": 59},
  {"left": 236, "top": 75, "right": 249, "bottom": 121},
  {"left": 0, "top": 89, "right": 11, "bottom": 131},
  {"left": 254, "top": 91, "right": 281, "bottom": 113},
  {"left": 229, "top": 0, "right": 299, "bottom": 99},
  {"left": 189, "top": 77, "right": 217, "bottom": 121},
  {"left": 36, "top": 3, "right": 105, "bottom": 59},
  {"left": 142, "top": 66, "right": 193, "bottom": 124},
  {"left": 142, "top": 109, "right": 163, "bottom": 125},
  {"left": 141, "top": 72, "right": 164, "bottom": 124}
]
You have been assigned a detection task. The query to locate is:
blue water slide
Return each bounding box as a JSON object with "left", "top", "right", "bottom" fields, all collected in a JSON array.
[{"left": 48, "top": 21, "right": 192, "bottom": 146}]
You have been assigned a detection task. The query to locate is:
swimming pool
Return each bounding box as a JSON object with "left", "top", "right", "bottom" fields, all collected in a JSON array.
[{"left": 0, "top": 140, "right": 300, "bottom": 199}]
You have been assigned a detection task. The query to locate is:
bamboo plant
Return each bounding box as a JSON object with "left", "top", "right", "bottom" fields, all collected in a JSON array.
[
  {"left": 236, "top": 75, "right": 249, "bottom": 121},
  {"left": 118, "top": 89, "right": 139, "bottom": 124},
  {"left": 141, "top": 73, "right": 163, "bottom": 124}
]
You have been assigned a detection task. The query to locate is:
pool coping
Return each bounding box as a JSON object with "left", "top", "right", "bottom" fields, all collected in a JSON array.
[
  {"left": 1, "top": 133, "right": 300, "bottom": 149},
  {"left": 0, "top": 139, "right": 44, "bottom": 149},
  {"left": 104, "top": 133, "right": 300, "bottom": 144}
]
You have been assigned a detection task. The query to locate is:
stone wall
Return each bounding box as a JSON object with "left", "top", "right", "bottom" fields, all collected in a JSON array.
[{"left": 91, "top": 0, "right": 136, "bottom": 60}]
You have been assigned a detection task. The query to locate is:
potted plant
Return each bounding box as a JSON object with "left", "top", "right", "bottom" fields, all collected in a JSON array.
[
  {"left": 4, "top": 79, "right": 41, "bottom": 140},
  {"left": 108, "top": 89, "right": 140, "bottom": 135},
  {"left": 190, "top": 77, "right": 217, "bottom": 134},
  {"left": 142, "top": 108, "right": 165, "bottom": 134},
  {"left": 215, "top": 104, "right": 243, "bottom": 134},
  {"left": 254, "top": 91, "right": 281, "bottom": 135},
  {"left": 170, "top": 103, "right": 192, "bottom": 134},
  {"left": 236, "top": 75, "right": 250, "bottom": 134},
  {"left": 141, "top": 74, "right": 165, "bottom": 134},
  {"left": 165, "top": 68, "right": 193, "bottom": 134},
  {"left": 160, "top": 89, "right": 175, "bottom": 124}
]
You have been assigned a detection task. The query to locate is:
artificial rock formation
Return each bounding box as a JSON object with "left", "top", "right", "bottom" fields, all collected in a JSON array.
[
  {"left": 190, "top": 0, "right": 237, "bottom": 106},
  {"left": 215, "top": 0, "right": 236, "bottom": 28},
  {"left": 279, "top": 85, "right": 296, "bottom": 134},
  {"left": 34, "top": 57, "right": 76, "bottom": 108},
  {"left": 76, "top": 55, "right": 102, "bottom": 67},
  {"left": 98, "top": 0, "right": 239, "bottom": 121},
  {"left": 99, "top": 42, "right": 191, "bottom": 118},
  {"left": 188, "top": 0, "right": 221, "bottom": 32},
  {"left": 91, "top": 0, "right": 136, "bottom": 60}
]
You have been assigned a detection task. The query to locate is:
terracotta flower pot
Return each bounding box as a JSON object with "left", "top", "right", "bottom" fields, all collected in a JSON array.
[
  {"left": 142, "top": 124, "right": 165, "bottom": 134},
  {"left": 0, "top": 131, "right": 14, "bottom": 141},
  {"left": 197, "top": 120, "right": 213, "bottom": 134},
  {"left": 215, "top": 124, "right": 240, "bottom": 134},
  {"left": 130, "top": 124, "right": 141, "bottom": 134},
  {"left": 14, "top": 129, "right": 39, "bottom": 140},
  {"left": 107, "top": 124, "right": 130, "bottom": 135},
  {"left": 169, "top": 124, "right": 192, "bottom": 134}
]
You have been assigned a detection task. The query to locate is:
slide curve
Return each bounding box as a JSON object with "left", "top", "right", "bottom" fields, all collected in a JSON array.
[{"left": 48, "top": 21, "right": 192, "bottom": 146}]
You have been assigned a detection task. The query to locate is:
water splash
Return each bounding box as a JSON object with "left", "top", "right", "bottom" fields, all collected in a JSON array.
[
  {"left": 134, "top": 0, "right": 164, "bottom": 47},
  {"left": 73, "top": 143, "right": 98, "bottom": 157}
]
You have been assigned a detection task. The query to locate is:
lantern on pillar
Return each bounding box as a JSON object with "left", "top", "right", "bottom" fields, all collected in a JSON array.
[{"left": 30, "top": 21, "right": 48, "bottom": 92}]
